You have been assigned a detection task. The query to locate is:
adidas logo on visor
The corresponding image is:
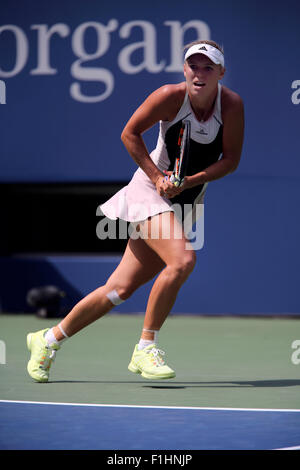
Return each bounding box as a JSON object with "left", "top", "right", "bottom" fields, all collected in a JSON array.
[{"left": 184, "top": 44, "right": 225, "bottom": 67}]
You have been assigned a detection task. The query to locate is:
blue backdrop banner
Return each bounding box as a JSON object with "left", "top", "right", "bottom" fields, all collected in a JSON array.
[{"left": 1, "top": 0, "right": 299, "bottom": 182}]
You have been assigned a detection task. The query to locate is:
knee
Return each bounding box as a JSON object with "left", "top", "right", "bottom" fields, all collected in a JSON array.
[
  {"left": 180, "top": 252, "right": 196, "bottom": 276},
  {"left": 167, "top": 252, "right": 196, "bottom": 281},
  {"left": 105, "top": 284, "right": 136, "bottom": 303},
  {"left": 117, "top": 285, "right": 135, "bottom": 301}
]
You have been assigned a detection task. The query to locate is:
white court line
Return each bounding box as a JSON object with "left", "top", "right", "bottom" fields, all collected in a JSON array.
[
  {"left": 0, "top": 399, "right": 300, "bottom": 413},
  {"left": 275, "top": 445, "right": 300, "bottom": 450}
]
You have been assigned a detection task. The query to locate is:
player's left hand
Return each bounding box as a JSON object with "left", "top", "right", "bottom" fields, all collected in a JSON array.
[{"left": 162, "top": 171, "right": 187, "bottom": 198}]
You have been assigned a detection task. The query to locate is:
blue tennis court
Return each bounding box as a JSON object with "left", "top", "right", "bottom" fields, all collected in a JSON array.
[{"left": 1, "top": 400, "right": 300, "bottom": 450}]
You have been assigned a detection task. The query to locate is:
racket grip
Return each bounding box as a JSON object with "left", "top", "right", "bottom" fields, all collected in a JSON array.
[{"left": 170, "top": 173, "right": 182, "bottom": 187}]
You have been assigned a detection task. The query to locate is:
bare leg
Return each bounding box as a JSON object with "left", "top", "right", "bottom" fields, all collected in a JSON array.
[
  {"left": 53, "top": 237, "right": 165, "bottom": 340},
  {"left": 139, "top": 212, "right": 196, "bottom": 338}
]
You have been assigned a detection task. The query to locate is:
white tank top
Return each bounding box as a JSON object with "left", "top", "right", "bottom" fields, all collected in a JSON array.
[{"left": 150, "top": 82, "right": 223, "bottom": 173}]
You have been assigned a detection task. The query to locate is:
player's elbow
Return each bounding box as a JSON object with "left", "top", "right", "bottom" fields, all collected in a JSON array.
[
  {"left": 121, "top": 127, "right": 129, "bottom": 144},
  {"left": 229, "top": 161, "right": 239, "bottom": 173},
  {"left": 121, "top": 129, "right": 133, "bottom": 151},
  {"left": 121, "top": 125, "right": 138, "bottom": 146},
  {"left": 222, "top": 155, "right": 241, "bottom": 174}
]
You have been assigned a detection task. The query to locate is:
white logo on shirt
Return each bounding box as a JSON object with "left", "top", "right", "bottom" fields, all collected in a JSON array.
[{"left": 196, "top": 128, "right": 208, "bottom": 135}]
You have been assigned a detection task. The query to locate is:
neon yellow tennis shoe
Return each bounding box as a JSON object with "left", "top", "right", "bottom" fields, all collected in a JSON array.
[
  {"left": 128, "top": 344, "right": 176, "bottom": 380},
  {"left": 27, "top": 328, "right": 60, "bottom": 383}
]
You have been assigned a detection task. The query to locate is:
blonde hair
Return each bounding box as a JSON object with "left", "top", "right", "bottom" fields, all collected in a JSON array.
[{"left": 184, "top": 39, "right": 224, "bottom": 56}]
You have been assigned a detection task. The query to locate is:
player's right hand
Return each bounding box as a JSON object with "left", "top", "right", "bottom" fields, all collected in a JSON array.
[{"left": 155, "top": 174, "right": 183, "bottom": 199}]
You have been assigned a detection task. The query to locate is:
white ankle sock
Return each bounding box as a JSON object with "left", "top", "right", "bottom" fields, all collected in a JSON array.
[
  {"left": 138, "top": 339, "right": 155, "bottom": 350},
  {"left": 138, "top": 329, "right": 159, "bottom": 350},
  {"left": 44, "top": 328, "right": 59, "bottom": 346},
  {"left": 45, "top": 326, "right": 67, "bottom": 346}
]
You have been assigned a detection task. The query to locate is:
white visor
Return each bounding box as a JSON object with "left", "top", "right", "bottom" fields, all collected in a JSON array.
[{"left": 184, "top": 44, "right": 224, "bottom": 67}]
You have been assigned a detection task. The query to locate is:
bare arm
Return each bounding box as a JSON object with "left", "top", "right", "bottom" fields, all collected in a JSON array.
[{"left": 121, "top": 84, "right": 185, "bottom": 186}]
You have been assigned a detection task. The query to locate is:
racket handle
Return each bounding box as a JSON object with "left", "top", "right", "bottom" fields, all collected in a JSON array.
[{"left": 170, "top": 173, "right": 182, "bottom": 187}]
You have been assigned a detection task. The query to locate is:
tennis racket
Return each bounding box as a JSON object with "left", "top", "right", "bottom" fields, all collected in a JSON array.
[{"left": 170, "top": 120, "right": 191, "bottom": 187}]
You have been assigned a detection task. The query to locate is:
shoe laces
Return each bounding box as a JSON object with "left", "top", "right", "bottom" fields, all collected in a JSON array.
[
  {"left": 39, "top": 346, "right": 57, "bottom": 370},
  {"left": 147, "top": 347, "right": 166, "bottom": 366}
]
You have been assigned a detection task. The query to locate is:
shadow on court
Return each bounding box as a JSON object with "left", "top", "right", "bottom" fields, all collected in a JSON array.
[{"left": 47, "top": 379, "right": 300, "bottom": 388}]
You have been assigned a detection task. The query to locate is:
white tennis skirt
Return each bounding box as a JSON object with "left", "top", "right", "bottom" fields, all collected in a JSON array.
[{"left": 100, "top": 167, "right": 206, "bottom": 224}]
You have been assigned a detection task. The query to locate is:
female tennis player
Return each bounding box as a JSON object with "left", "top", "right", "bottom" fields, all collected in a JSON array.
[{"left": 27, "top": 40, "right": 244, "bottom": 382}]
